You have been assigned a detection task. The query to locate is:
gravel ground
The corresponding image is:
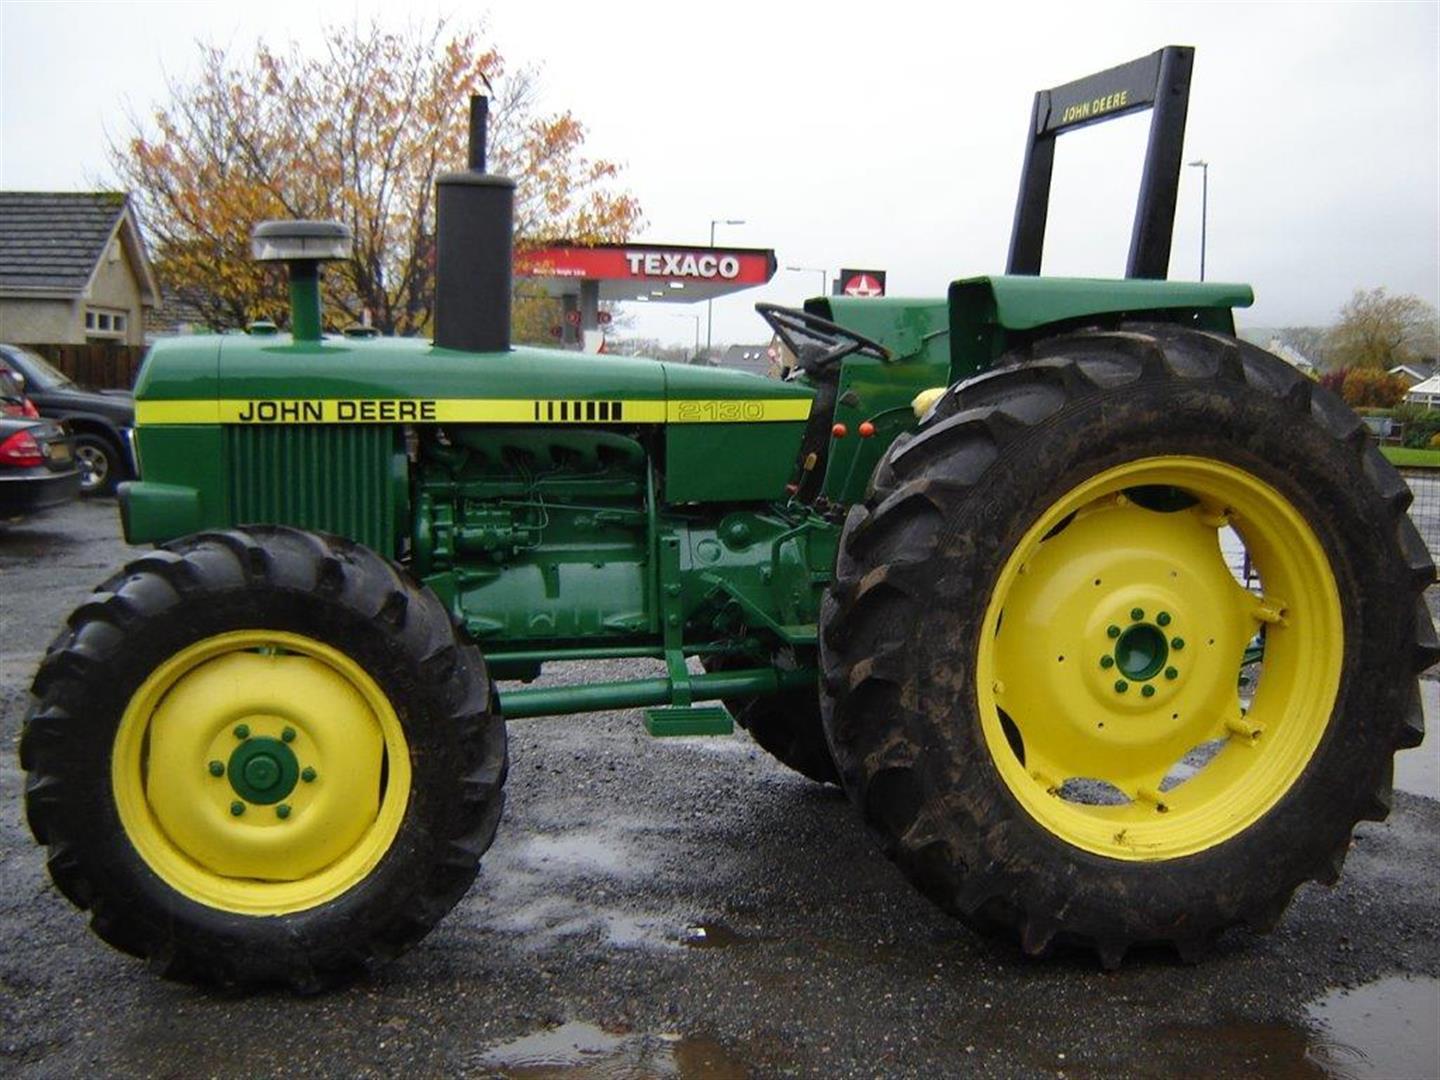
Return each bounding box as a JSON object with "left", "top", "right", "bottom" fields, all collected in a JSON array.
[{"left": 2, "top": 499, "right": 1437, "bottom": 1079}]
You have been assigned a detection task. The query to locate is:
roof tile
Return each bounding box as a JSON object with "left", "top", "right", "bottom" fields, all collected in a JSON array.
[{"left": 0, "top": 192, "right": 129, "bottom": 293}]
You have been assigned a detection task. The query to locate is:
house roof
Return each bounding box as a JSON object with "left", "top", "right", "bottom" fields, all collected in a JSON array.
[
  {"left": 717, "top": 343, "right": 776, "bottom": 377},
  {"left": 0, "top": 191, "right": 158, "bottom": 303},
  {"left": 1405, "top": 374, "right": 1440, "bottom": 398},
  {"left": 1391, "top": 362, "right": 1438, "bottom": 382}
]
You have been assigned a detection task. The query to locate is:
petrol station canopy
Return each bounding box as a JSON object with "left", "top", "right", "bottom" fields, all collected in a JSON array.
[{"left": 515, "top": 242, "right": 777, "bottom": 304}]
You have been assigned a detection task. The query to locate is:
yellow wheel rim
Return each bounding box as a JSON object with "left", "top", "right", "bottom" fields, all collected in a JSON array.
[
  {"left": 977, "top": 456, "right": 1342, "bottom": 860},
  {"left": 112, "top": 630, "right": 412, "bottom": 915}
]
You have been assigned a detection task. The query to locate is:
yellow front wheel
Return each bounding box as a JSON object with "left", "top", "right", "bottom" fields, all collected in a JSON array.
[
  {"left": 22, "top": 527, "right": 507, "bottom": 990},
  {"left": 820, "top": 323, "right": 1433, "bottom": 966}
]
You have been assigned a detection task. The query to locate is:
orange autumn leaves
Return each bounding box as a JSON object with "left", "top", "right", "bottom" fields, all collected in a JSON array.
[{"left": 114, "top": 20, "right": 642, "bottom": 338}]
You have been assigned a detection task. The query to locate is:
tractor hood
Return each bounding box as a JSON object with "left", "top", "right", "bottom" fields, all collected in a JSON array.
[{"left": 133, "top": 334, "right": 812, "bottom": 427}]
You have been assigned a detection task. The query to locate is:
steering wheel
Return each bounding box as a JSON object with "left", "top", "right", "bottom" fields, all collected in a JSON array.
[{"left": 755, "top": 303, "right": 892, "bottom": 375}]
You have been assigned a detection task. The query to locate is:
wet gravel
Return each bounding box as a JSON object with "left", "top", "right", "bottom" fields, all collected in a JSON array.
[{"left": 2, "top": 499, "right": 1438, "bottom": 1079}]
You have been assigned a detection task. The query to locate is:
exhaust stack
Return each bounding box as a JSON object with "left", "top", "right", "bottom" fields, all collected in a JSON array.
[{"left": 434, "top": 95, "right": 515, "bottom": 353}]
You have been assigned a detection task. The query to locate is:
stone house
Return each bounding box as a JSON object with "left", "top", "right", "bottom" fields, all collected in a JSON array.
[{"left": 0, "top": 192, "right": 159, "bottom": 348}]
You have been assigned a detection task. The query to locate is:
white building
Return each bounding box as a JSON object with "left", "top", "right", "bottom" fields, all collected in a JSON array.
[{"left": 1404, "top": 374, "right": 1440, "bottom": 409}]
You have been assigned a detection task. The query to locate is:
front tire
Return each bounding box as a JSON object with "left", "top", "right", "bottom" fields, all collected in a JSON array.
[
  {"left": 21, "top": 526, "right": 507, "bottom": 989},
  {"left": 820, "top": 324, "right": 1435, "bottom": 965}
]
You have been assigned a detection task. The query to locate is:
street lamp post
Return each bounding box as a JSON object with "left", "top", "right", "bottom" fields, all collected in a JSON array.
[
  {"left": 785, "top": 265, "right": 828, "bottom": 299},
  {"left": 1187, "top": 159, "right": 1208, "bottom": 282},
  {"left": 706, "top": 218, "right": 745, "bottom": 357}
]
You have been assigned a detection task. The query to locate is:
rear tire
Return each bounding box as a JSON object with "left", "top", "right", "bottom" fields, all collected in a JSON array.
[
  {"left": 820, "top": 324, "right": 1435, "bottom": 965},
  {"left": 21, "top": 526, "right": 507, "bottom": 990}
]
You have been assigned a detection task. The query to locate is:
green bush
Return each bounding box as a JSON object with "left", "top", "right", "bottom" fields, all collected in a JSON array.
[{"left": 1399, "top": 411, "right": 1440, "bottom": 449}]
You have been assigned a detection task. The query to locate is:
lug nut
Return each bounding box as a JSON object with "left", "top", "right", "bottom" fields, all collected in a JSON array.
[
  {"left": 276, "top": 804, "right": 292, "bottom": 820},
  {"left": 1172, "top": 637, "right": 1185, "bottom": 651},
  {"left": 1157, "top": 612, "right": 1172, "bottom": 626},
  {"left": 301, "top": 767, "right": 317, "bottom": 783},
  {"left": 208, "top": 760, "right": 225, "bottom": 777},
  {"left": 1114, "top": 680, "right": 1129, "bottom": 694},
  {"left": 1131, "top": 608, "right": 1145, "bottom": 621},
  {"left": 282, "top": 726, "right": 296, "bottom": 743},
  {"left": 1107, "top": 625, "right": 1121, "bottom": 639},
  {"left": 230, "top": 801, "right": 246, "bottom": 817},
  {"left": 1165, "top": 667, "right": 1179, "bottom": 680},
  {"left": 1141, "top": 685, "right": 1156, "bottom": 698},
  {"left": 1100, "top": 656, "right": 1115, "bottom": 669},
  {"left": 233, "top": 723, "right": 250, "bottom": 740}
]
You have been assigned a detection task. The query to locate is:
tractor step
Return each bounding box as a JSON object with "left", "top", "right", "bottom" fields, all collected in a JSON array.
[{"left": 643, "top": 706, "right": 734, "bottom": 737}]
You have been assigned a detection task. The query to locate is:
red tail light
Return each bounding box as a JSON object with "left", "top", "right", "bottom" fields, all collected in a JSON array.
[
  {"left": 21, "top": 399, "right": 39, "bottom": 418},
  {"left": 0, "top": 429, "right": 45, "bottom": 467}
]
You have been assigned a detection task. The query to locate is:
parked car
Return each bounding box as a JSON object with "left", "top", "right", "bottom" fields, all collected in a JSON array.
[
  {"left": 0, "top": 415, "right": 81, "bottom": 520},
  {"left": 0, "top": 344, "right": 136, "bottom": 496}
]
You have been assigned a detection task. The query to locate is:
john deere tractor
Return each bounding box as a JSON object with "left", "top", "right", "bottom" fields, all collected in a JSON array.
[{"left": 21, "top": 47, "right": 1434, "bottom": 988}]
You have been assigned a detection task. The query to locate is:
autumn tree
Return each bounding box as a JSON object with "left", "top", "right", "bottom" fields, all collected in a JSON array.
[
  {"left": 1339, "top": 367, "right": 1408, "bottom": 408},
  {"left": 1325, "top": 288, "right": 1439, "bottom": 371},
  {"left": 112, "top": 19, "right": 642, "bottom": 338}
]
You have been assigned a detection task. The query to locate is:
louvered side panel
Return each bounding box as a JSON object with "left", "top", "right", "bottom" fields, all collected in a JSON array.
[{"left": 226, "top": 426, "right": 396, "bottom": 557}]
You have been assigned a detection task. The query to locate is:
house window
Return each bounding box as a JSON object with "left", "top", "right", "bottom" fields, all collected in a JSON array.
[{"left": 85, "top": 307, "right": 127, "bottom": 339}]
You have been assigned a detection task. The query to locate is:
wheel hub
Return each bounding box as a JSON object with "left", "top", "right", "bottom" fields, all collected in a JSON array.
[
  {"left": 226, "top": 735, "right": 300, "bottom": 805},
  {"left": 132, "top": 641, "right": 392, "bottom": 885},
  {"left": 1114, "top": 622, "right": 1168, "bottom": 682}
]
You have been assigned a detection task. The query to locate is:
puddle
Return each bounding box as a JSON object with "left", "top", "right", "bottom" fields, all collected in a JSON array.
[
  {"left": 681, "top": 922, "right": 752, "bottom": 949},
  {"left": 1305, "top": 974, "right": 1440, "bottom": 1079},
  {"left": 1401, "top": 681, "right": 1440, "bottom": 798},
  {"left": 487, "top": 896, "right": 670, "bottom": 950},
  {"left": 465, "top": 1021, "right": 749, "bottom": 1078},
  {"left": 518, "top": 833, "right": 641, "bottom": 879},
  {"left": 1147, "top": 974, "right": 1439, "bottom": 1079}
]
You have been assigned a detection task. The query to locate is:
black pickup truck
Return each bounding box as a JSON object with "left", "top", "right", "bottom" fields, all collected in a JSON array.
[{"left": 0, "top": 344, "right": 135, "bottom": 496}]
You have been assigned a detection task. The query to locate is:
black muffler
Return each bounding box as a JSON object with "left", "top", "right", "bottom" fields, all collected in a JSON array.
[{"left": 434, "top": 95, "right": 515, "bottom": 353}]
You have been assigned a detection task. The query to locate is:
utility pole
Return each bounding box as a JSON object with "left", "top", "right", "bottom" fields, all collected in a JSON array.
[
  {"left": 786, "top": 265, "right": 828, "bottom": 298},
  {"left": 1188, "top": 159, "right": 1209, "bottom": 281},
  {"left": 706, "top": 218, "right": 745, "bottom": 356}
]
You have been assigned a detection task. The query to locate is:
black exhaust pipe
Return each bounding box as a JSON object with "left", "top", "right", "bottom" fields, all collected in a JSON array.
[{"left": 435, "top": 95, "right": 515, "bottom": 352}]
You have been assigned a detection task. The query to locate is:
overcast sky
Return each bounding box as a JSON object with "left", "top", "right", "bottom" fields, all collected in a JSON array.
[{"left": 2, "top": 1, "right": 1436, "bottom": 349}]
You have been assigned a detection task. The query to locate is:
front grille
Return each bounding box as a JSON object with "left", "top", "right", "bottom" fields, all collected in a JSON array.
[{"left": 226, "top": 425, "right": 398, "bottom": 556}]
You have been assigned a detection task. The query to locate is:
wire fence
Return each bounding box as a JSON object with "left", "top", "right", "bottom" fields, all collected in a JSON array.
[{"left": 1400, "top": 469, "right": 1440, "bottom": 564}]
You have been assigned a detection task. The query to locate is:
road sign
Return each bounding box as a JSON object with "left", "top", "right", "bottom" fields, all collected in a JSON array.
[{"left": 840, "top": 269, "right": 886, "bottom": 298}]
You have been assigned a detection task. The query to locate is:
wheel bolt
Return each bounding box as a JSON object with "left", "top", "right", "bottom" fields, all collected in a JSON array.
[
  {"left": 1107, "top": 625, "right": 1121, "bottom": 639},
  {"left": 1165, "top": 667, "right": 1179, "bottom": 680},
  {"left": 1114, "top": 680, "right": 1129, "bottom": 693},
  {"left": 1141, "top": 685, "right": 1156, "bottom": 698},
  {"left": 1157, "top": 612, "right": 1172, "bottom": 626},
  {"left": 233, "top": 723, "right": 250, "bottom": 740},
  {"left": 207, "top": 760, "right": 225, "bottom": 777},
  {"left": 1171, "top": 637, "right": 1185, "bottom": 651},
  {"left": 1131, "top": 607, "right": 1145, "bottom": 621},
  {"left": 301, "top": 766, "right": 317, "bottom": 783},
  {"left": 1100, "top": 656, "right": 1115, "bottom": 669},
  {"left": 230, "top": 801, "right": 246, "bottom": 817},
  {"left": 276, "top": 804, "right": 292, "bottom": 820},
  {"left": 281, "top": 726, "right": 296, "bottom": 743}
]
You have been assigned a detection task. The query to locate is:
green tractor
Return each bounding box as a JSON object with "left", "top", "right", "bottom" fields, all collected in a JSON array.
[{"left": 21, "top": 47, "right": 1433, "bottom": 988}]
